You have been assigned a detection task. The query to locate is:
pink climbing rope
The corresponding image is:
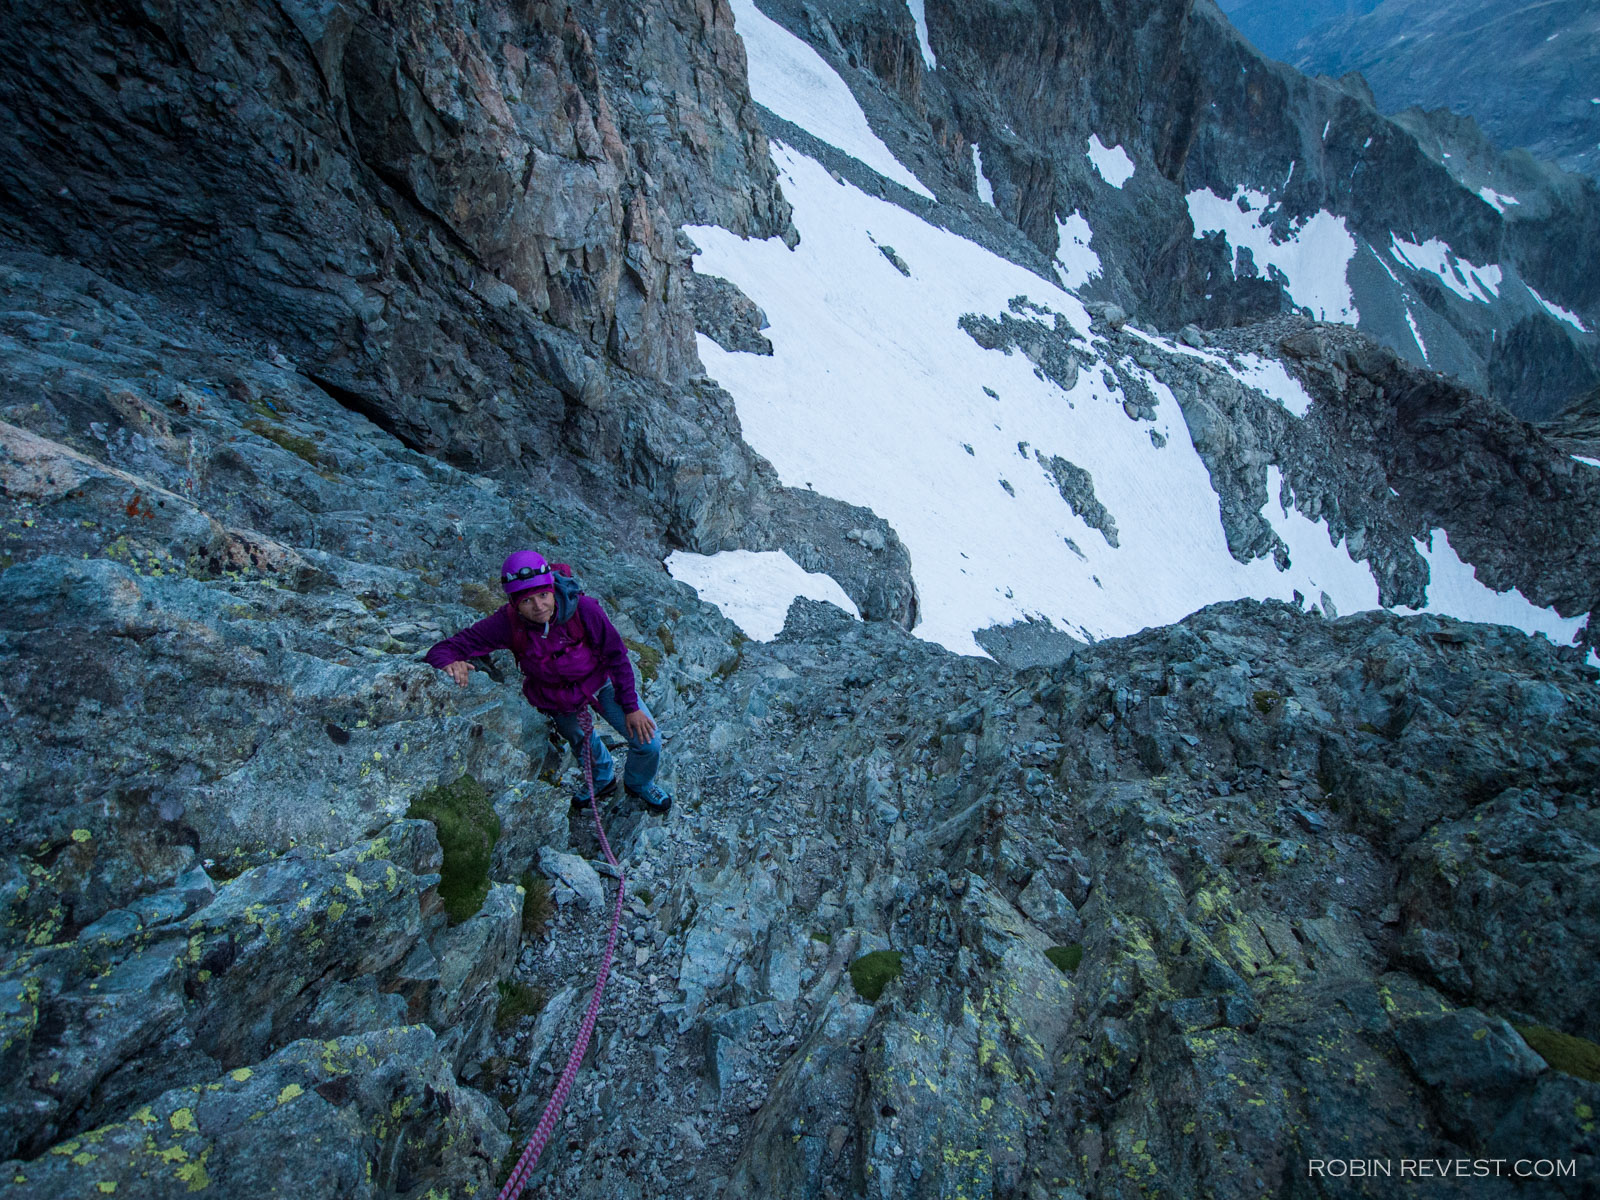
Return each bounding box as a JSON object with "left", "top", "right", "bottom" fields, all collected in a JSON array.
[{"left": 498, "top": 707, "right": 626, "bottom": 1200}]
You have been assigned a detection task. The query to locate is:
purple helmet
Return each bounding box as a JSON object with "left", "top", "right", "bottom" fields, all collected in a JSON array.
[{"left": 501, "top": 549, "right": 554, "bottom": 596}]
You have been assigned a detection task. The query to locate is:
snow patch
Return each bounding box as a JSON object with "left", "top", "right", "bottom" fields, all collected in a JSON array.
[
  {"left": 1573, "top": 455, "right": 1600, "bottom": 469},
  {"left": 972, "top": 144, "right": 995, "bottom": 207},
  {"left": 1086, "top": 135, "right": 1135, "bottom": 188},
  {"left": 1398, "top": 529, "right": 1588, "bottom": 647},
  {"left": 1528, "top": 284, "right": 1590, "bottom": 333},
  {"left": 727, "top": 0, "right": 933, "bottom": 199},
  {"left": 1262, "top": 467, "right": 1382, "bottom": 615},
  {"left": 905, "top": 0, "right": 936, "bottom": 70},
  {"left": 1186, "top": 186, "right": 1359, "bottom": 323},
  {"left": 1232, "top": 355, "right": 1314, "bottom": 417},
  {"left": 1389, "top": 235, "right": 1501, "bottom": 304},
  {"left": 1405, "top": 309, "right": 1428, "bottom": 361},
  {"left": 1054, "top": 212, "right": 1101, "bottom": 291},
  {"left": 665, "top": 549, "right": 859, "bottom": 641},
  {"left": 1477, "top": 186, "right": 1519, "bottom": 213}
]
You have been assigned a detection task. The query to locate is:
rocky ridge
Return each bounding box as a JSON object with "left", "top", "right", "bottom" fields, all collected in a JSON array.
[
  {"left": 2, "top": 0, "right": 1600, "bottom": 1197},
  {"left": 3, "top": 241, "right": 1599, "bottom": 1197}
]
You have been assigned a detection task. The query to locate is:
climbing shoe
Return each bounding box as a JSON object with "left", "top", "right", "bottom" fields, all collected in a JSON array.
[
  {"left": 627, "top": 782, "right": 673, "bottom": 814},
  {"left": 570, "top": 776, "right": 618, "bottom": 811}
]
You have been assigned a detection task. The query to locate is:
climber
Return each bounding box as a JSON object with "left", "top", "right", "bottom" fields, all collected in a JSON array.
[{"left": 425, "top": 550, "right": 673, "bottom": 813}]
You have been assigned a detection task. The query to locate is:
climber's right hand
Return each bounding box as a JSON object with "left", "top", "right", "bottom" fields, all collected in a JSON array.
[{"left": 442, "top": 660, "right": 471, "bottom": 687}]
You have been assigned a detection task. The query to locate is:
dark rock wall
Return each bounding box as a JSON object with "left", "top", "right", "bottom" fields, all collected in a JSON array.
[{"left": 0, "top": 0, "right": 783, "bottom": 489}]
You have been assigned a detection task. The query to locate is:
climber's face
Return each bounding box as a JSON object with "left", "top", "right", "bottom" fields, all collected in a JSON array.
[{"left": 515, "top": 587, "right": 556, "bottom": 624}]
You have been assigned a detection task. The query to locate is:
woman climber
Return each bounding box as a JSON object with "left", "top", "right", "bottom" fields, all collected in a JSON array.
[{"left": 425, "top": 549, "right": 673, "bottom": 812}]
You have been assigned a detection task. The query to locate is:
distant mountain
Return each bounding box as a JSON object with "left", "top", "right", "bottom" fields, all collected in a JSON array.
[
  {"left": 1219, "top": 0, "right": 1379, "bottom": 61},
  {"left": 1232, "top": 0, "right": 1600, "bottom": 179}
]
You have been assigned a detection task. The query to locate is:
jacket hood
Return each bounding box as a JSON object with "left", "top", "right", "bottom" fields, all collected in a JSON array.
[{"left": 551, "top": 572, "right": 582, "bottom": 623}]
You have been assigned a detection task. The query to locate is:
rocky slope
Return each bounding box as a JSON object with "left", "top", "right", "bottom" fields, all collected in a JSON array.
[
  {"left": 2, "top": 0, "right": 1600, "bottom": 1198},
  {"left": 3, "top": 229, "right": 1598, "bottom": 1200}
]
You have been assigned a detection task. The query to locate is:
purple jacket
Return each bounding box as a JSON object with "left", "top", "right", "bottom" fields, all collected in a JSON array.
[{"left": 425, "top": 575, "right": 640, "bottom": 714}]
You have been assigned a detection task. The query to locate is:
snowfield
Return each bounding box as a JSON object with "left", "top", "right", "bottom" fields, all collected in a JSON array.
[
  {"left": 1054, "top": 213, "right": 1101, "bottom": 290},
  {"left": 972, "top": 145, "right": 995, "bottom": 206},
  {"left": 1233, "top": 355, "right": 1314, "bottom": 417},
  {"left": 1395, "top": 530, "right": 1588, "bottom": 647},
  {"left": 687, "top": 146, "right": 1384, "bottom": 655},
  {"left": 681, "top": 5, "right": 1592, "bottom": 656},
  {"left": 726, "top": 0, "right": 933, "bottom": 199},
  {"left": 906, "top": 0, "right": 936, "bottom": 71},
  {"left": 1529, "top": 284, "right": 1590, "bottom": 332}
]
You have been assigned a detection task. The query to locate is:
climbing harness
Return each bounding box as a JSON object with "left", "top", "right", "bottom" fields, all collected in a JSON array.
[{"left": 497, "top": 708, "right": 626, "bottom": 1200}]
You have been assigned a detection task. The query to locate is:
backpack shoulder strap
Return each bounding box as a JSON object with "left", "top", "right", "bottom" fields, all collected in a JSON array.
[{"left": 505, "top": 603, "right": 529, "bottom": 659}]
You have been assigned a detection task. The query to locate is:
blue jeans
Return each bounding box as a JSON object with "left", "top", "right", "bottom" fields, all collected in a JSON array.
[{"left": 548, "top": 683, "right": 660, "bottom": 794}]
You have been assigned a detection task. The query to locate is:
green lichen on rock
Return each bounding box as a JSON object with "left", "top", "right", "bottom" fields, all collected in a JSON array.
[
  {"left": 1515, "top": 1024, "right": 1600, "bottom": 1083},
  {"left": 849, "top": 950, "right": 903, "bottom": 1002},
  {"left": 407, "top": 774, "right": 500, "bottom": 924},
  {"left": 1046, "top": 944, "right": 1084, "bottom": 974}
]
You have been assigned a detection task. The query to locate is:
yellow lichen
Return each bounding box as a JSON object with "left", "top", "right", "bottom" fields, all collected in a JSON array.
[{"left": 175, "top": 1149, "right": 211, "bottom": 1191}]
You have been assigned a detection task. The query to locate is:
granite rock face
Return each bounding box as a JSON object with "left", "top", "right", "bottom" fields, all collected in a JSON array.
[{"left": 3, "top": 1025, "right": 508, "bottom": 1199}]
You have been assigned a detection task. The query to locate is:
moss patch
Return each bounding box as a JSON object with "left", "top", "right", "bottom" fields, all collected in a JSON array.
[
  {"left": 1252, "top": 689, "right": 1282, "bottom": 715},
  {"left": 406, "top": 774, "right": 500, "bottom": 924},
  {"left": 495, "top": 980, "right": 546, "bottom": 1031},
  {"left": 623, "top": 637, "right": 662, "bottom": 684},
  {"left": 849, "top": 950, "right": 903, "bottom": 1002},
  {"left": 1515, "top": 1024, "right": 1600, "bottom": 1083},
  {"left": 243, "top": 418, "right": 323, "bottom": 466},
  {"left": 519, "top": 872, "right": 553, "bottom": 939},
  {"left": 1046, "top": 944, "right": 1084, "bottom": 974},
  {"left": 460, "top": 581, "right": 503, "bottom": 614}
]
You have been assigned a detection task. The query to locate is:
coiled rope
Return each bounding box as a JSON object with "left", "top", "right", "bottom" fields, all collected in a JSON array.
[{"left": 497, "top": 707, "right": 626, "bottom": 1200}]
